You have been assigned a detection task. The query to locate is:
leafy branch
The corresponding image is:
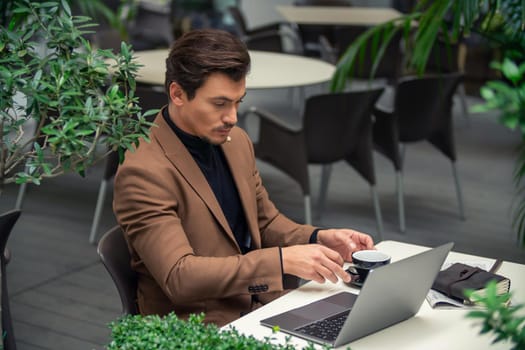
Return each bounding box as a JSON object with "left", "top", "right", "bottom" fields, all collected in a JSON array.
[
  {"left": 0, "top": 0, "right": 155, "bottom": 194},
  {"left": 466, "top": 280, "right": 525, "bottom": 349},
  {"left": 107, "top": 313, "right": 334, "bottom": 350}
]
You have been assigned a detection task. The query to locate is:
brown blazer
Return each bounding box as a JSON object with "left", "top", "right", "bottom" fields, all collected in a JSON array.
[{"left": 113, "top": 111, "right": 315, "bottom": 326}]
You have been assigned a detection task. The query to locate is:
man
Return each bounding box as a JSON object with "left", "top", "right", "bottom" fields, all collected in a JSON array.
[{"left": 113, "top": 29, "right": 374, "bottom": 327}]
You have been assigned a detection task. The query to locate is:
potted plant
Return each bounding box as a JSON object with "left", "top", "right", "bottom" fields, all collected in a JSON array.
[
  {"left": 0, "top": 0, "right": 154, "bottom": 344},
  {"left": 331, "top": 0, "right": 525, "bottom": 246}
]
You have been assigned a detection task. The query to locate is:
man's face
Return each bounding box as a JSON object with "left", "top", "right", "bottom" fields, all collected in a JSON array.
[{"left": 169, "top": 72, "right": 246, "bottom": 145}]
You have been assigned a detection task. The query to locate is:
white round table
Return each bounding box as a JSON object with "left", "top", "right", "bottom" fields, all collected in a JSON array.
[{"left": 131, "top": 49, "right": 335, "bottom": 89}]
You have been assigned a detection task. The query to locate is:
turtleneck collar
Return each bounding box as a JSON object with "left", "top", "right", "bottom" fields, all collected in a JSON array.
[{"left": 162, "top": 107, "right": 215, "bottom": 155}]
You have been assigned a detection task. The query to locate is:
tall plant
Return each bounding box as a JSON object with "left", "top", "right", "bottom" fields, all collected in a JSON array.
[
  {"left": 0, "top": 0, "right": 154, "bottom": 194},
  {"left": 331, "top": 0, "right": 525, "bottom": 246},
  {"left": 0, "top": 0, "right": 155, "bottom": 340}
]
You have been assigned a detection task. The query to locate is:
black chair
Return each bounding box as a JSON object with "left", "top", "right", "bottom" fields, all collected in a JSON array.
[
  {"left": 249, "top": 88, "right": 385, "bottom": 239},
  {"left": 97, "top": 226, "right": 138, "bottom": 315},
  {"left": 128, "top": 1, "right": 174, "bottom": 50},
  {"left": 89, "top": 85, "right": 166, "bottom": 244},
  {"left": 425, "top": 38, "right": 469, "bottom": 122},
  {"left": 0, "top": 209, "right": 21, "bottom": 350},
  {"left": 333, "top": 25, "right": 404, "bottom": 84},
  {"left": 372, "top": 72, "right": 465, "bottom": 232},
  {"left": 293, "top": 0, "right": 352, "bottom": 57},
  {"left": 227, "top": 6, "right": 301, "bottom": 53}
]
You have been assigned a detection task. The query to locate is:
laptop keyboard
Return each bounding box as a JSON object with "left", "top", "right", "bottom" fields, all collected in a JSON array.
[{"left": 295, "top": 309, "right": 350, "bottom": 342}]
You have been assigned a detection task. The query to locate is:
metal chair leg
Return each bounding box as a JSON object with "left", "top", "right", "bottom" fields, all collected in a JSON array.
[
  {"left": 304, "top": 194, "right": 312, "bottom": 225},
  {"left": 451, "top": 161, "right": 466, "bottom": 220},
  {"left": 370, "top": 185, "right": 384, "bottom": 241},
  {"left": 89, "top": 179, "right": 108, "bottom": 244},
  {"left": 396, "top": 171, "right": 406, "bottom": 232},
  {"left": 317, "top": 164, "right": 333, "bottom": 219}
]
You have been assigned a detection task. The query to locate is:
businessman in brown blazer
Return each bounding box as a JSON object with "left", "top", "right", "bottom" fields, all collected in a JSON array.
[{"left": 113, "top": 29, "right": 375, "bottom": 327}]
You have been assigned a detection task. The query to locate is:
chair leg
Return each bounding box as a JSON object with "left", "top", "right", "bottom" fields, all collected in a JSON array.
[
  {"left": 451, "top": 161, "right": 466, "bottom": 220},
  {"left": 89, "top": 179, "right": 108, "bottom": 244},
  {"left": 399, "top": 144, "right": 406, "bottom": 169},
  {"left": 317, "top": 164, "right": 333, "bottom": 220},
  {"left": 304, "top": 194, "right": 312, "bottom": 225},
  {"left": 457, "top": 83, "right": 470, "bottom": 125},
  {"left": 14, "top": 183, "right": 27, "bottom": 210},
  {"left": 370, "top": 185, "right": 384, "bottom": 241},
  {"left": 396, "top": 171, "right": 406, "bottom": 233}
]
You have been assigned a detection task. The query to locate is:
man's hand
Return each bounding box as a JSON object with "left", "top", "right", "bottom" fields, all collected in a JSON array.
[
  {"left": 317, "top": 229, "right": 375, "bottom": 262},
  {"left": 281, "top": 244, "right": 351, "bottom": 284}
]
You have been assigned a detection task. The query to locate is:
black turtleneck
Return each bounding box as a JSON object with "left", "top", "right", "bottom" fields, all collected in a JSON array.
[{"left": 163, "top": 108, "right": 252, "bottom": 254}]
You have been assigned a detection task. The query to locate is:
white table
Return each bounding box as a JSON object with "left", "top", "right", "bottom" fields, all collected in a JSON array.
[
  {"left": 130, "top": 49, "right": 335, "bottom": 89},
  {"left": 224, "top": 240, "right": 524, "bottom": 349},
  {"left": 276, "top": 6, "right": 403, "bottom": 26}
]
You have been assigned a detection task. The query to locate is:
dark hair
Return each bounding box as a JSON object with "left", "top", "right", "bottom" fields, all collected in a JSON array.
[{"left": 165, "top": 29, "right": 251, "bottom": 100}]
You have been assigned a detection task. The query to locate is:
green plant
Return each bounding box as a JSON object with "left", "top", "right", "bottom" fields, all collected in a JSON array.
[
  {"left": 465, "top": 280, "right": 525, "bottom": 349},
  {"left": 107, "top": 313, "right": 330, "bottom": 350},
  {"left": 330, "top": 0, "right": 525, "bottom": 246},
  {"left": 0, "top": 0, "right": 155, "bottom": 194},
  {"left": 0, "top": 0, "right": 154, "bottom": 339},
  {"left": 1, "top": 0, "right": 136, "bottom": 39},
  {"left": 331, "top": 0, "right": 525, "bottom": 90},
  {"left": 471, "top": 58, "right": 525, "bottom": 245}
]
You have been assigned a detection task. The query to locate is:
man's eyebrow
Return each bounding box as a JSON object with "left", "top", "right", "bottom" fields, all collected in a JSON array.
[{"left": 211, "top": 92, "right": 246, "bottom": 102}]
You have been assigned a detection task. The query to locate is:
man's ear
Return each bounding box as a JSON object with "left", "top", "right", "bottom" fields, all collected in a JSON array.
[{"left": 169, "top": 81, "right": 185, "bottom": 106}]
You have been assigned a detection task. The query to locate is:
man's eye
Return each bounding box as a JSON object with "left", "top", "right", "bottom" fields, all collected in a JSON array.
[{"left": 214, "top": 101, "right": 226, "bottom": 107}]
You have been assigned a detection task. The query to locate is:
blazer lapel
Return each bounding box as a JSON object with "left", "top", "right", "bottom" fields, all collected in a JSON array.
[
  {"left": 151, "top": 113, "right": 238, "bottom": 248},
  {"left": 221, "top": 129, "right": 261, "bottom": 249}
]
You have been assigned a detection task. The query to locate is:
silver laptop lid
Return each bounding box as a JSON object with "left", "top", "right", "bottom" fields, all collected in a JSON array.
[{"left": 334, "top": 242, "right": 454, "bottom": 346}]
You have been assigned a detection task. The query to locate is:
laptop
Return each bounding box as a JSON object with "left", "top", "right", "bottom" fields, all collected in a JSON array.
[{"left": 260, "top": 242, "right": 454, "bottom": 347}]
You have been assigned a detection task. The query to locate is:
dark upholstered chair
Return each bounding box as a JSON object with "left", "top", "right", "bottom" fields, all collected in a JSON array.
[
  {"left": 97, "top": 226, "right": 138, "bottom": 315},
  {"left": 0, "top": 209, "right": 21, "bottom": 350},
  {"left": 373, "top": 72, "right": 465, "bottom": 233},
  {"left": 293, "top": 0, "right": 352, "bottom": 57},
  {"left": 249, "top": 89, "right": 385, "bottom": 240},
  {"left": 333, "top": 25, "right": 404, "bottom": 84},
  {"left": 425, "top": 38, "right": 469, "bottom": 122},
  {"left": 227, "top": 6, "right": 301, "bottom": 53},
  {"left": 89, "top": 85, "right": 166, "bottom": 244}
]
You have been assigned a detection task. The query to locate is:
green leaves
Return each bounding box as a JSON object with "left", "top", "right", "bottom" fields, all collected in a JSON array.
[
  {"left": 107, "top": 313, "right": 330, "bottom": 350},
  {"left": 0, "top": 0, "right": 154, "bottom": 188},
  {"left": 465, "top": 281, "right": 525, "bottom": 350}
]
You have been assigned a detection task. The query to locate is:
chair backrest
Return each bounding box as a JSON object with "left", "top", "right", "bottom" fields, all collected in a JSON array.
[
  {"left": 334, "top": 26, "right": 403, "bottom": 82},
  {"left": 394, "top": 72, "right": 463, "bottom": 159},
  {"left": 303, "top": 88, "right": 384, "bottom": 183},
  {"left": 97, "top": 226, "right": 138, "bottom": 315},
  {"left": 0, "top": 209, "right": 21, "bottom": 350},
  {"left": 425, "top": 38, "right": 461, "bottom": 73},
  {"left": 227, "top": 6, "right": 248, "bottom": 36}
]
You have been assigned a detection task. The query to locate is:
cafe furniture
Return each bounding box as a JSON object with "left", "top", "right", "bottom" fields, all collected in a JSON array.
[
  {"left": 249, "top": 88, "right": 384, "bottom": 238},
  {"left": 372, "top": 72, "right": 465, "bottom": 233}
]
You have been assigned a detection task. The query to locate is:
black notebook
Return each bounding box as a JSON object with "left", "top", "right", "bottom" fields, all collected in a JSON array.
[{"left": 431, "top": 262, "right": 510, "bottom": 305}]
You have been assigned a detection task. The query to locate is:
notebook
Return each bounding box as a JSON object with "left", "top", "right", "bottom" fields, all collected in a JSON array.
[{"left": 260, "top": 242, "right": 454, "bottom": 347}]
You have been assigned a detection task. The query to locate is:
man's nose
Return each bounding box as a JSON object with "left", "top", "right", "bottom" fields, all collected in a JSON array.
[{"left": 223, "top": 105, "right": 238, "bottom": 125}]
